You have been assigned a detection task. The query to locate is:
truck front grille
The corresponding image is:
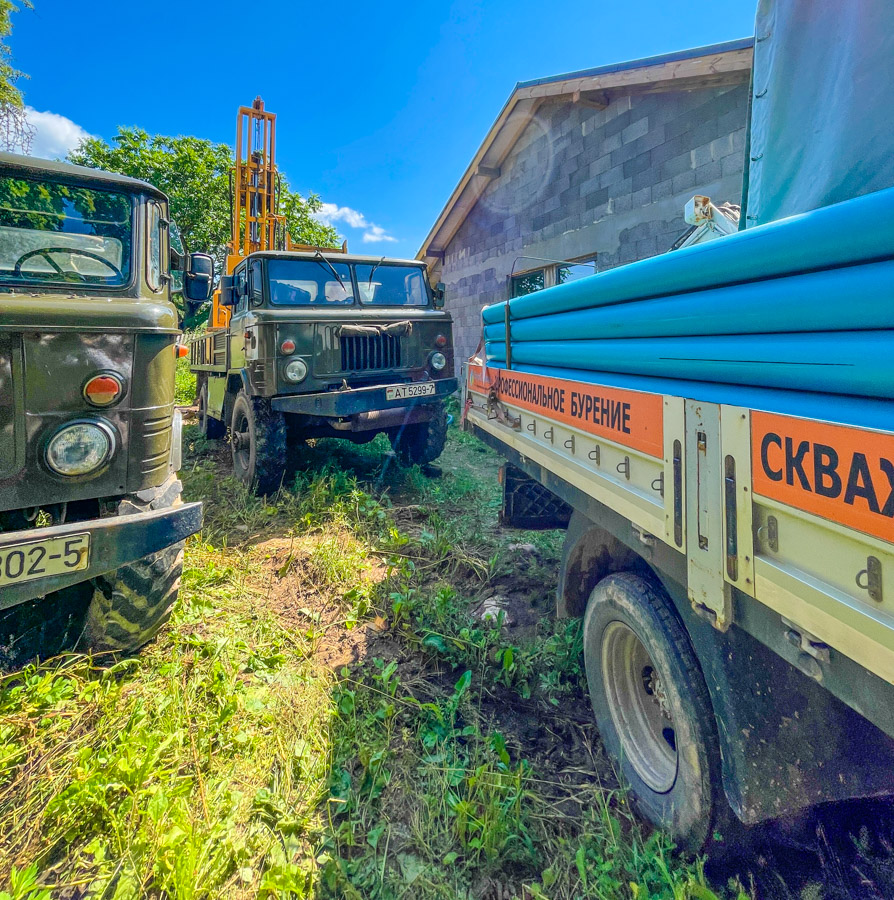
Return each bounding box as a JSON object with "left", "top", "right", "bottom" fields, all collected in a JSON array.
[{"left": 341, "top": 334, "right": 402, "bottom": 371}]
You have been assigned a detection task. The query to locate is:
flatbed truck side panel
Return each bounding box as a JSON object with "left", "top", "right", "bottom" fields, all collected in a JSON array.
[
  {"left": 464, "top": 363, "right": 894, "bottom": 822},
  {"left": 473, "top": 421, "right": 894, "bottom": 823}
]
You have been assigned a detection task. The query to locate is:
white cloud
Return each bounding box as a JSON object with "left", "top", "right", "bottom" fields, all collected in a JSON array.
[
  {"left": 23, "top": 107, "right": 92, "bottom": 160},
  {"left": 361, "top": 224, "right": 397, "bottom": 244},
  {"left": 316, "top": 202, "right": 397, "bottom": 244}
]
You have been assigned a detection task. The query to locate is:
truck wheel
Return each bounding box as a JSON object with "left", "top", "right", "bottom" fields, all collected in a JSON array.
[
  {"left": 198, "top": 381, "right": 226, "bottom": 439},
  {"left": 390, "top": 402, "right": 448, "bottom": 466},
  {"left": 0, "top": 583, "right": 93, "bottom": 669},
  {"left": 79, "top": 542, "right": 184, "bottom": 655},
  {"left": 583, "top": 572, "right": 724, "bottom": 851},
  {"left": 230, "top": 391, "right": 287, "bottom": 494}
]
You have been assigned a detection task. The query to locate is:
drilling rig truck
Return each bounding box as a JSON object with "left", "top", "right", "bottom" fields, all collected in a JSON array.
[{"left": 190, "top": 100, "right": 457, "bottom": 493}]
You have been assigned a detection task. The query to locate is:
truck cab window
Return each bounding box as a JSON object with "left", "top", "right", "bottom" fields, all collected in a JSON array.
[
  {"left": 169, "top": 220, "right": 185, "bottom": 294},
  {"left": 268, "top": 258, "right": 354, "bottom": 305},
  {"left": 0, "top": 175, "right": 132, "bottom": 288},
  {"left": 234, "top": 268, "right": 249, "bottom": 312},
  {"left": 355, "top": 263, "right": 428, "bottom": 306},
  {"left": 146, "top": 200, "right": 165, "bottom": 292}
]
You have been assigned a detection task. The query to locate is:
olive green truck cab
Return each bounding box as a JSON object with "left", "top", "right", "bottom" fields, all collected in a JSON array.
[
  {"left": 190, "top": 250, "right": 457, "bottom": 493},
  {"left": 0, "top": 153, "right": 211, "bottom": 663}
]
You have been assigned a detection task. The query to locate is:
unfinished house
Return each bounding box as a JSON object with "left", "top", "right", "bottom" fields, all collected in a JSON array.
[{"left": 419, "top": 38, "right": 754, "bottom": 364}]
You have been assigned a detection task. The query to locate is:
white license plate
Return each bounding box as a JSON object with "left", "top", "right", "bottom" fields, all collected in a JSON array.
[
  {"left": 0, "top": 533, "right": 90, "bottom": 587},
  {"left": 385, "top": 383, "right": 436, "bottom": 402}
]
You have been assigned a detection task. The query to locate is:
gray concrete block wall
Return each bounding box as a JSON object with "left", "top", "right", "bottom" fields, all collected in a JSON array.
[{"left": 442, "top": 82, "right": 749, "bottom": 365}]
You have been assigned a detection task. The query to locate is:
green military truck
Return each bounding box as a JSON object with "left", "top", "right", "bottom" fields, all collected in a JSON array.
[
  {"left": 0, "top": 153, "right": 209, "bottom": 663},
  {"left": 190, "top": 250, "right": 457, "bottom": 493}
]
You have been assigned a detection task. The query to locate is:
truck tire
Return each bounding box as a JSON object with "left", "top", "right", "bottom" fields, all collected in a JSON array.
[
  {"left": 0, "top": 583, "right": 93, "bottom": 669},
  {"left": 582, "top": 572, "right": 724, "bottom": 851},
  {"left": 390, "top": 402, "right": 448, "bottom": 466},
  {"left": 230, "top": 391, "right": 287, "bottom": 494},
  {"left": 79, "top": 542, "right": 184, "bottom": 655},
  {"left": 198, "top": 380, "right": 226, "bottom": 439}
]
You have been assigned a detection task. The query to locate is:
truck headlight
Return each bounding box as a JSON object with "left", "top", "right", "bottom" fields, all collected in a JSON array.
[
  {"left": 430, "top": 351, "right": 447, "bottom": 371},
  {"left": 46, "top": 422, "right": 114, "bottom": 476},
  {"left": 284, "top": 358, "right": 308, "bottom": 383}
]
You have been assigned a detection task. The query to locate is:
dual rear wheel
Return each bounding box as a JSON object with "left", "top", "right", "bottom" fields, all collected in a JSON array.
[{"left": 583, "top": 572, "right": 725, "bottom": 851}]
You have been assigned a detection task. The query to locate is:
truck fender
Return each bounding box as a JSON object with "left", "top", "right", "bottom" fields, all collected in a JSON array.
[{"left": 557, "top": 510, "right": 639, "bottom": 618}]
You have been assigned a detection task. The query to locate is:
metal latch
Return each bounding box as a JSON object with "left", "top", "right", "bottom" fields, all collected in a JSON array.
[
  {"left": 757, "top": 515, "right": 779, "bottom": 552},
  {"left": 724, "top": 454, "right": 738, "bottom": 581},
  {"left": 632, "top": 525, "right": 656, "bottom": 548},
  {"left": 856, "top": 556, "right": 883, "bottom": 603},
  {"left": 781, "top": 617, "right": 831, "bottom": 664},
  {"left": 672, "top": 439, "right": 683, "bottom": 548},
  {"left": 782, "top": 616, "right": 830, "bottom": 681}
]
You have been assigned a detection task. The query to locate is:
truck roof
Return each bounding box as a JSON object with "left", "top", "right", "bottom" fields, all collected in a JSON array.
[
  {"left": 251, "top": 250, "right": 426, "bottom": 267},
  {"left": 0, "top": 151, "right": 167, "bottom": 199}
]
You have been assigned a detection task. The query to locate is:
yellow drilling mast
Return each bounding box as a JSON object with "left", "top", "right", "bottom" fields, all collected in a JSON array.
[
  {"left": 207, "top": 96, "right": 346, "bottom": 329},
  {"left": 208, "top": 97, "right": 282, "bottom": 329}
]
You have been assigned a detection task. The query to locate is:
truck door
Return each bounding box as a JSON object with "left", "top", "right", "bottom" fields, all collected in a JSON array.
[{"left": 228, "top": 264, "right": 249, "bottom": 371}]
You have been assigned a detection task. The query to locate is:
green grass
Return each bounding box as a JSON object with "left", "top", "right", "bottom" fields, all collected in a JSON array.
[
  {"left": 175, "top": 355, "right": 197, "bottom": 407},
  {"left": 0, "top": 545, "right": 330, "bottom": 898},
  {"left": 0, "top": 423, "right": 752, "bottom": 898}
]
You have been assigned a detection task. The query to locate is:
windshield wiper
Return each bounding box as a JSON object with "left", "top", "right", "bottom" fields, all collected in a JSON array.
[
  {"left": 313, "top": 250, "right": 346, "bottom": 292},
  {"left": 367, "top": 256, "right": 386, "bottom": 289}
]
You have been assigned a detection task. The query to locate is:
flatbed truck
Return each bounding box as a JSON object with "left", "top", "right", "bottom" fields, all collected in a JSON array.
[{"left": 461, "top": 0, "right": 894, "bottom": 849}]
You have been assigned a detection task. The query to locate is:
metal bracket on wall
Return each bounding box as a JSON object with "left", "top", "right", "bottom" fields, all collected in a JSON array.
[
  {"left": 588, "top": 446, "right": 601, "bottom": 465},
  {"left": 616, "top": 456, "right": 630, "bottom": 480}
]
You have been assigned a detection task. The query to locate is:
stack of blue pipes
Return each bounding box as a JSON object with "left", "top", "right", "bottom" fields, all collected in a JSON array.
[{"left": 481, "top": 187, "right": 894, "bottom": 431}]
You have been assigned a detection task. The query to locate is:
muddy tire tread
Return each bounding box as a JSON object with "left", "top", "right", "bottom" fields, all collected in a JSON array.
[
  {"left": 81, "top": 542, "right": 184, "bottom": 655},
  {"left": 231, "top": 391, "right": 287, "bottom": 494},
  {"left": 583, "top": 571, "right": 725, "bottom": 851},
  {"left": 391, "top": 402, "right": 448, "bottom": 466}
]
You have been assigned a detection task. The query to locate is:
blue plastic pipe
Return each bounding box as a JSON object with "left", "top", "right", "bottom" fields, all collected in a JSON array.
[
  {"left": 484, "top": 331, "right": 894, "bottom": 399},
  {"left": 482, "top": 186, "right": 894, "bottom": 325},
  {"left": 482, "top": 261, "right": 894, "bottom": 343},
  {"left": 479, "top": 361, "right": 894, "bottom": 434}
]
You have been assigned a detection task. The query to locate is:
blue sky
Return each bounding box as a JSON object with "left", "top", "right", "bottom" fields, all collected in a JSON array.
[{"left": 13, "top": 0, "right": 755, "bottom": 258}]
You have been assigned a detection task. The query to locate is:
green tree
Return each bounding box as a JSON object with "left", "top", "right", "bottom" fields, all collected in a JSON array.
[
  {"left": 68, "top": 127, "right": 340, "bottom": 267},
  {"left": 280, "top": 184, "right": 341, "bottom": 249},
  {"left": 0, "top": 0, "right": 34, "bottom": 153}
]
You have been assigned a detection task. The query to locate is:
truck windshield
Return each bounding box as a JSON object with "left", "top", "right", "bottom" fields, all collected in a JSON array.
[
  {"left": 0, "top": 175, "right": 132, "bottom": 287},
  {"left": 356, "top": 263, "right": 428, "bottom": 306},
  {"left": 268, "top": 258, "right": 354, "bottom": 305}
]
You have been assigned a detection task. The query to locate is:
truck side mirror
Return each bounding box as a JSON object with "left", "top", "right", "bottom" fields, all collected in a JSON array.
[
  {"left": 433, "top": 282, "right": 446, "bottom": 309},
  {"left": 219, "top": 274, "right": 236, "bottom": 307},
  {"left": 184, "top": 253, "right": 215, "bottom": 303}
]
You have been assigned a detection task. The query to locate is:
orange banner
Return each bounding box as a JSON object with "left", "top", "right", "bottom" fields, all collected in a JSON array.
[
  {"left": 752, "top": 411, "right": 894, "bottom": 544},
  {"left": 467, "top": 364, "right": 663, "bottom": 458}
]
